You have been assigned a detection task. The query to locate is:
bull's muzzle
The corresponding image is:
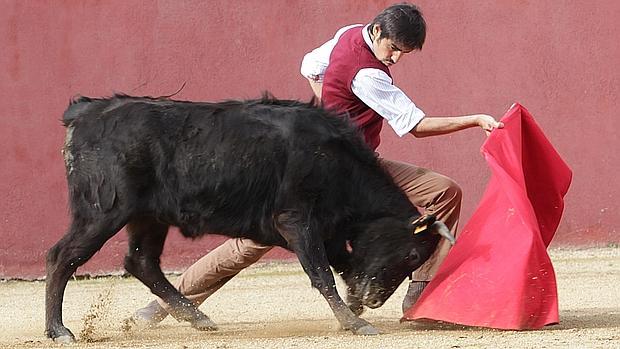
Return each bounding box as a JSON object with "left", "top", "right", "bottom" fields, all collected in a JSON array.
[{"left": 355, "top": 279, "right": 388, "bottom": 309}]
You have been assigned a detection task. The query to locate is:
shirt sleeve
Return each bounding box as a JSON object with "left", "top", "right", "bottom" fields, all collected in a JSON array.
[
  {"left": 300, "top": 24, "right": 363, "bottom": 82},
  {"left": 351, "top": 68, "right": 426, "bottom": 137}
]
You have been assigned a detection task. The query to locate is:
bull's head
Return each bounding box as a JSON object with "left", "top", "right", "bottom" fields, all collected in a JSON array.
[{"left": 344, "top": 214, "right": 454, "bottom": 312}]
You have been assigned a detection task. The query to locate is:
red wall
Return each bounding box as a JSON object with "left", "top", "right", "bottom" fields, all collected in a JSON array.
[{"left": 1, "top": 1, "right": 618, "bottom": 279}]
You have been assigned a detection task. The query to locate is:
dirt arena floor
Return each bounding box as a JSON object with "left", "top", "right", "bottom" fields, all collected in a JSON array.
[{"left": 1, "top": 247, "right": 618, "bottom": 349}]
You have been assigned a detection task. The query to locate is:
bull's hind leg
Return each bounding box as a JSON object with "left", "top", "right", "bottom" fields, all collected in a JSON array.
[
  {"left": 45, "top": 214, "right": 128, "bottom": 343},
  {"left": 276, "top": 211, "right": 379, "bottom": 335},
  {"left": 123, "top": 217, "right": 217, "bottom": 330}
]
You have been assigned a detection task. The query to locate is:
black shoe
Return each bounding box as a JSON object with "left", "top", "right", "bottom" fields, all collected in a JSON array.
[{"left": 402, "top": 281, "right": 429, "bottom": 313}]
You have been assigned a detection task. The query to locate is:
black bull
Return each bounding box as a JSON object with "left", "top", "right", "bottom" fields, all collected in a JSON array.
[{"left": 45, "top": 94, "right": 454, "bottom": 342}]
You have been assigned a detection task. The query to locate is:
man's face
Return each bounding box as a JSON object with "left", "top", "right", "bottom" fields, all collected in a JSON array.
[{"left": 370, "top": 25, "right": 414, "bottom": 67}]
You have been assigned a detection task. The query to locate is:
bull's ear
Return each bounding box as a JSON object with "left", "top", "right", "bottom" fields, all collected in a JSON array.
[{"left": 409, "top": 214, "right": 436, "bottom": 235}]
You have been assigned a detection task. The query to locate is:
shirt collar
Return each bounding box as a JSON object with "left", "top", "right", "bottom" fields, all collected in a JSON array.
[{"left": 362, "top": 24, "right": 374, "bottom": 51}]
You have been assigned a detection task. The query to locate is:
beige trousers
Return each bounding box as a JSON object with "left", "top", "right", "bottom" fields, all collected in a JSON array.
[{"left": 157, "top": 158, "right": 461, "bottom": 310}]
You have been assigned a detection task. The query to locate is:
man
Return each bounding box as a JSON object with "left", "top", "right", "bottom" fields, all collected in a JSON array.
[{"left": 132, "top": 2, "right": 503, "bottom": 325}]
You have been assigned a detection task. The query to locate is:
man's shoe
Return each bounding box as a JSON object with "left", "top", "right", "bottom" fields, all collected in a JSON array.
[
  {"left": 401, "top": 281, "right": 429, "bottom": 313},
  {"left": 130, "top": 300, "right": 169, "bottom": 328}
]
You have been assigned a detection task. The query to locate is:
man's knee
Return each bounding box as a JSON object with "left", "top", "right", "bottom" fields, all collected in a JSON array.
[
  {"left": 442, "top": 179, "right": 462, "bottom": 205},
  {"left": 235, "top": 239, "right": 272, "bottom": 263}
]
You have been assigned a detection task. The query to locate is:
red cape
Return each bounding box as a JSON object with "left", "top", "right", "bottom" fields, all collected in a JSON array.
[{"left": 402, "top": 103, "right": 572, "bottom": 329}]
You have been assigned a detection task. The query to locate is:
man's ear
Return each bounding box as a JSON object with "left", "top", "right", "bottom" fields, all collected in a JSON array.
[{"left": 372, "top": 24, "right": 382, "bottom": 40}]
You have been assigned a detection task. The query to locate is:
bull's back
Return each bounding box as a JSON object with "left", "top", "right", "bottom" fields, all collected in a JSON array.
[
  {"left": 64, "top": 96, "right": 289, "bottom": 176},
  {"left": 62, "top": 96, "right": 296, "bottom": 239},
  {"left": 60, "top": 94, "right": 383, "bottom": 243}
]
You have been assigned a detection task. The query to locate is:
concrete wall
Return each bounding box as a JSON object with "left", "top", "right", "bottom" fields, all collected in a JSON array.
[{"left": 1, "top": 1, "right": 618, "bottom": 279}]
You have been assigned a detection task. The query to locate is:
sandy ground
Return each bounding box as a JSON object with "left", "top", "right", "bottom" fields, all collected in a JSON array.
[{"left": 0, "top": 247, "right": 618, "bottom": 349}]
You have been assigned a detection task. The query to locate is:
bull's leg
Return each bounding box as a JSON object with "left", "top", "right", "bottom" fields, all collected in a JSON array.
[
  {"left": 45, "top": 215, "right": 127, "bottom": 343},
  {"left": 325, "top": 240, "right": 363, "bottom": 316},
  {"left": 123, "top": 217, "right": 217, "bottom": 330},
  {"left": 276, "top": 212, "right": 379, "bottom": 335}
]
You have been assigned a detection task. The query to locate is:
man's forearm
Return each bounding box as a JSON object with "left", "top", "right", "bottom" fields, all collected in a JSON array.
[{"left": 410, "top": 115, "right": 480, "bottom": 138}]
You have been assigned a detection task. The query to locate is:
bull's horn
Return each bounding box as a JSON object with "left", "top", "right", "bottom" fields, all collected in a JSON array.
[{"left": 431, "top": 221, "right": 456, "bottom": 245}]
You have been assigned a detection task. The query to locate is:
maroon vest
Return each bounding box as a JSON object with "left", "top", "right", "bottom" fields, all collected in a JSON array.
[{"left": 321, "top": 26, "right": 392, "bottom": 150}]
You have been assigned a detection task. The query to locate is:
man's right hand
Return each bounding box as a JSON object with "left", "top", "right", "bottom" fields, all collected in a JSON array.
[{"left": 475, "top": 114, "right": 504, "bottom": 136}]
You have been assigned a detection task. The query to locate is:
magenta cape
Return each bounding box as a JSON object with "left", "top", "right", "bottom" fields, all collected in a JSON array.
[{"left": 402, "top": 104, "right": 572, "bottom": 329}]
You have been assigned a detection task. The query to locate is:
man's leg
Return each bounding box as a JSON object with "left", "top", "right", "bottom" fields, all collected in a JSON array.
[
  {"left": 379, "top": 158, "right": 462, "bottom": 311},
  {"left": 132, "top": 238, "right": 272, "bottom": 325}
]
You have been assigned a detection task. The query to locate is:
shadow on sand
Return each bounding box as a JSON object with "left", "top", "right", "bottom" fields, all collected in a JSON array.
[{"left": 391, "top": 308, "right": 620, "bottom": 333}]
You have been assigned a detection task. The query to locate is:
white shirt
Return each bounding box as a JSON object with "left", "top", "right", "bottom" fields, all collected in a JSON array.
[{"left": 300, "top": 24, "right": 425, "bottom": 137}]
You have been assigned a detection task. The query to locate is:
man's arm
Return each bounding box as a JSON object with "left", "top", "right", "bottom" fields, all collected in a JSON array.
[
  {"left": 301, "top": 25, "right": 364, "bottom": 101},
  {"left": 411, "top": 114, "right": 503, "bottom": 138},
  {"left": 351, "top": 69, "right": 503, "bottom": 138},
  {"left": 307, "top": 79, "right": 323, "bottom": 100}
]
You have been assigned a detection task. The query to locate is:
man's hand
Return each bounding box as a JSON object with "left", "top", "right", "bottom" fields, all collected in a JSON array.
[
  {"left": 475, "top": 114, "right": 504, "bottom": 136},
  {"left": 306, "top": 77, "right": 323, "bottom": 102}
]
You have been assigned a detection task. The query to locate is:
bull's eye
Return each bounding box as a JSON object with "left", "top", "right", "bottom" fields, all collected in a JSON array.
[{"left": 409, "top": 250, "right": 420, "bottom": 264}]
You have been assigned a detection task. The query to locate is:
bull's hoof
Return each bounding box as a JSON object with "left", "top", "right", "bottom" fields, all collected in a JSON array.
[
  {"left": 353, "top": 324, "right": 380, "bottom": 335},
  {"left": 169, "top": 304, "right": 217, "bottom": 331},
  {"left": 46, "top": 327, "right": 76, "bottom": 343},
  {"left": 190, "top": 317, "right": 218, "bottom": 331},
  {"left": 54, "top": 334, "right": 77, "bottom": 344},
  {"left": 341, "top": 318, "right": 380, "bottom": 335}
]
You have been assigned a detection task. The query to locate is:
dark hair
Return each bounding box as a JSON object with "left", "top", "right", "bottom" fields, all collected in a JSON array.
[{"left": 370, "top": 3, "right": 426, "bottom": 50}]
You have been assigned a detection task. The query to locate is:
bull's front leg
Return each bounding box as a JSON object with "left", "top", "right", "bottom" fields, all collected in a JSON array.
[
  {"left": 325, "top": 239, "right": 364, "bottom": 316},
  {"left": 276, "top": 212, "right": 379, "bottom": 335}
]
